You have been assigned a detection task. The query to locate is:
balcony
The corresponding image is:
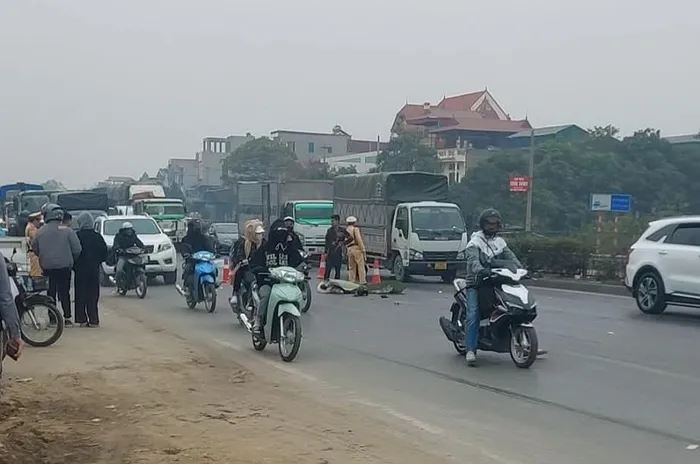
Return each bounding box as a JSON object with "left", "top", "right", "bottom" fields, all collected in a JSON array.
[{"left": 437, "top": 148, "right": 467, "bottom": 163}]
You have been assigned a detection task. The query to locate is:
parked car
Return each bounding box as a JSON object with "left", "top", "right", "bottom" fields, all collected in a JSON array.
[
  {"left": 209, "top": 222, "right": 238, "bottom": 255},
  {"left": 625, "top": 216, "right": 700, "bottom": 314},
  {"left": 96, "top": 215, "right": 178, "bottom": 286}
]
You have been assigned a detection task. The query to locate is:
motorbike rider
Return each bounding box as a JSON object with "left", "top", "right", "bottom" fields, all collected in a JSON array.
[
  {"left": 229, "top": 219, "right": 265, "bottom": 307},
  {"left": 113, "top": 222, "right": 146, "bottom": 288},
  {"left": 180, "top": 219, "right": 215, "bottom": 295},
  {"left": 250, "top": 222, "right": 300, "bottom": 335},
  {"left": 463, "top": 208, "right": 523, "bottom": 366},
  {"left": 1, "top": 255, "right": 23, "bottom": 376}
]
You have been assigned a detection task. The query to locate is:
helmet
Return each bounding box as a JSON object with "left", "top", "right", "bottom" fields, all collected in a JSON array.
[
  {"left": 478, "top": 208, "right": 502, "bottom": 236},
  {"left": 44, "top": 207, "right": 65, "bottom": 223},
  {"left": 41, "top": 203, "right": 61, "bottom": 216},
  {"left": 121, "top": 221, "right": 134, "bottom": 230},
  {"left": 283, "top": 216, "right": 294, "bottom": 222},
  {"left": 346, "top": 216, "right": 357, "bottom": 224}
]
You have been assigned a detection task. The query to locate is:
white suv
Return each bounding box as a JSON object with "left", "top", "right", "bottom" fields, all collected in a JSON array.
[
  {"left": 625, "top": 216, "right": 700, "bottom": 314},
  {"left": 95, "top": 215, "right": 178, "bottom": 286}
]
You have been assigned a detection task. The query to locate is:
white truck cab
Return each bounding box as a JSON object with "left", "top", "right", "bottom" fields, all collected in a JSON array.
[{"left": 390, "top": 201, "right": 468, "bottom": 281}]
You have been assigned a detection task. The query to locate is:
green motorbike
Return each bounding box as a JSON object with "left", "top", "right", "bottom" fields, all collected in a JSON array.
[{"left": 250, "top": 266, "right": 304, "bottom": 362}]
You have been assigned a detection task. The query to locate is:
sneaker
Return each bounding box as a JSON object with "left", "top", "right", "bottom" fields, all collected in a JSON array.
[
  {"left": 64, "top": 319, "right": 74, "bottom": 328},
  {"left": 229, "top": 295, "right": 238, "bottom": 305},
  {"left": 466, "top": 351, "right": 477, "bottom": 366}
]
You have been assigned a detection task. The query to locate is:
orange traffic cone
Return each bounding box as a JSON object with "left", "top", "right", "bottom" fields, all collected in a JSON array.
[
  {"left": 222, "top": 257, "right": 230, "bottom": 283},
  {"left": 317, "top": 254, "right": 327, "bottom": 279},
  {"left": 370, "top": 257, "right": 381, "bottom": 285}
]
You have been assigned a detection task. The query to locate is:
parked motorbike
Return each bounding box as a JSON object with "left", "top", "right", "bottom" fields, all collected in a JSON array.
[
  {"left": 439, "top": 259, "right": 539, "bottom": 368},
  {"left": 249, "top": 266, "right": 304, "bottom": 362},
  {"left": 110, "top": 247, "right": 148, "bottom": 299},
  {"left": 5, "top": 251, "right": 63, "bottom": 347},
  {"left": 297, "top": 250, "right": 312, "bottom": 313},
  {"left": 176, "top": 250, "right": 218, "bottom": 312}
]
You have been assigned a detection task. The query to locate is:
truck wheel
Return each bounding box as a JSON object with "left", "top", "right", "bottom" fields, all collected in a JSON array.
[{"left": 392, "top": 254, "right": 409, "bottom": 282}]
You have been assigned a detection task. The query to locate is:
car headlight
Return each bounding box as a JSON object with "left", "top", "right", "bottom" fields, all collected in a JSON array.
[
  {"left": 456, "top": 249, "right": 466, "bottom": 260},
  {"left": 409, "top": 250, "right": 423, "bottom": 260}
]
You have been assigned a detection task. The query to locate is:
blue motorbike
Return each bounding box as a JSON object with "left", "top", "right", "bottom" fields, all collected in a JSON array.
[{"left": 176, "top": 250, "right": 219, "bottom": 312}]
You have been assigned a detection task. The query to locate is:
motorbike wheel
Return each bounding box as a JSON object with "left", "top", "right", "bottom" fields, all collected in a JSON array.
[
  {"left": 21, "top": 302, "right": 64, "bottom": 348},
  {"left": 278, "top": 313, "right": 302, "bottom": 362},
  {"left": 117, "top": 285, "right": 127, "bottom": 296},
  {"left": 300, "top": 281, "right": 312, "bottom": 313},
  {"left": 510, "top": 326, "right": 538, "bottom": 369},
  {"left": 203, "top": 283, "right": 217, "bottom": 313},
  {"left": 135, "top": 275, "right": 148, "bottom": 299}
]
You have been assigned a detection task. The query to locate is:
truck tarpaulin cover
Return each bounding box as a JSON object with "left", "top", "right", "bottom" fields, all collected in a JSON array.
[
  {"left": 54, "top": 192, "right": 109, "bottom": 212},
  {"left": 333, "top": 172, "right": 449, "bottom": 204}
]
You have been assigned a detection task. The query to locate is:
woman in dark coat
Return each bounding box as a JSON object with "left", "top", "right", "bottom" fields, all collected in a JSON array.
[{"left": 74, "top": 212, "right": 108, "bottom": 327}]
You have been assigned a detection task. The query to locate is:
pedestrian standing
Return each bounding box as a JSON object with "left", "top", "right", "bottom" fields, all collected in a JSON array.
[
  {"left": 32, "top": 204, "right": 82, "bottom": 327},
  {"left": 25, "top": 212, "right": 45, "bottom": 289},
  {"left": 345, "top": 216, "right": 367, "bottom": 284},
  {"left": 62, "top": 211, "right": 72, "bottom": 229},
  {"left": 74, "top": 212, "right": 107, "bottom": 327},
  {"left": 323, "top": 214, "right": 345, "bottom": 280}
]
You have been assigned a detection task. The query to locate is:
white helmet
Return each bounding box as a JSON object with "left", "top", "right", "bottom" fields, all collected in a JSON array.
[
  {"left": 121, "top": 221, "right": 134, "bottom": 230},
  {"left": 346, "top": 216, "right": 357, "bottom": 224}
]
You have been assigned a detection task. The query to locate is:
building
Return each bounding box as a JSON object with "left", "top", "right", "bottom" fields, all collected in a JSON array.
[
  {"left": 326, "top": 151, "right": 379, "bottom": 174},
  {"left": 197, "top": 134, "right": 255, "bottom": 186},
  {"left": 391, "top": 89, "right": 532, "bottom": 183},
  {"left": 504, "top": 124, "right": 588, "bottom": 149},
  {"left": 165, "top": 158, "right": 198, "bottom": 190},
  {"left": 270, "top": 125, "right": 389, "bottom": 165},
  {"left": 664, "top": 134, "right": 700, "bottom": 147}
]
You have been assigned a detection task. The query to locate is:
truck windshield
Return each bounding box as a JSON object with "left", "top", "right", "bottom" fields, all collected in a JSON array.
[
  {"left": 294, "top": 203, "right": 333, "bottom": 225},
  {"left": 411, "top": 206, "right": 465, "bottom": 233},
  {"left": 143, "top": 203, "right": 185, "bottom": 216},
  {"left": 20, "top": 194, "right": 50, "bottom": 214}
]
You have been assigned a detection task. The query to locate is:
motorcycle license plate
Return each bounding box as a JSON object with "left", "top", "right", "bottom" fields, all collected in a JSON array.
[{"left": 434, "top": 262, "right": 447, "bottom": 270}]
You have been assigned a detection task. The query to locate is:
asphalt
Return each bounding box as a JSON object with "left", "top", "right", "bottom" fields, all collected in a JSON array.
[{"left": 102, "top": 272, "right": 700, "bottom": 464}]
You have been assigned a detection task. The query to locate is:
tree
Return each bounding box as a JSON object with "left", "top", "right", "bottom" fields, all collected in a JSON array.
[
  {"left": 225, "top": 137, "right": 302, "bottom": 181},
  {"left": 296, "top": 161, "right": 359, "bottom": 180},
  {"left": 376, "top": 133, "right": 439, "bottom": 173},
  {"left": 334, "top": 165, "right": 358, "bottom": 175},
  {"left": 451, "top": 126, "right": 700, "bottom": 233}
]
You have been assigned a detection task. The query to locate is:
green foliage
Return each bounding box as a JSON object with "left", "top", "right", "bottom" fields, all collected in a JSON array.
[
  {"left": 451, "top": 126, "right": 700, "bottom": 231},
  {"left": 225, "top": 137, "right": 302, "bottom": 181},
  {"left": 296, "top": 161, "right": 359, "bottom": 180},
  {"left": 377, "top": 133, "right": 439, "bottom": 172},
  {"left": 508, "top": 236, "right": 594, "bottom": 277}
]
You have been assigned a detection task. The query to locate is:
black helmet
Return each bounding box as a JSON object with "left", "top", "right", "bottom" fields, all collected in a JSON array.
[
  {"left": 478, "top": 208, "right": 502, "bottom": 236},
  {"left": 187, "top": 218, "right": 201, "bottom": 232}
]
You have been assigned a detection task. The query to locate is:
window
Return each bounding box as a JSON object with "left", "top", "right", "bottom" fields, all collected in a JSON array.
[
  {"left": 395, "top": 207, "right": 409, "bottom": 237},
  {"left": 287, "top": 141, "right": 296, "bottom": 152},
  {"left": 308, "top": 142, "right": 315, "bottom": 153},
  {"left": 103, "top": 218, "right": 161, "bottom": 236},
  {"left": 645, "top": 224, "right": 675, "bottom": 242},
  {"left": 667, "top": 223, "right": 700, "bottom": 246}
]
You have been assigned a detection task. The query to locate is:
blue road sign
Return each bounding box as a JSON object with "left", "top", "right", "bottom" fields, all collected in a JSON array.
[{"left": 610, "top": 194, "right": 631, "bottom": 213}]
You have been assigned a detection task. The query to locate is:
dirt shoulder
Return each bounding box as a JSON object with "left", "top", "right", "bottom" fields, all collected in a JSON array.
[{"left": 0, "top": 304, "right": 449, "bottom": 464}]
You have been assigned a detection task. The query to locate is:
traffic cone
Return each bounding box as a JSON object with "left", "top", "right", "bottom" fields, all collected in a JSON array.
[
  {"left": 317, "top": 254, "right": 327, "bottom": 279},
  {"left": 370, "top": 257, "right": 381, "bottom": 285},
  {"left": 222, "top": 257, "right": 230, "bottom": 283}
]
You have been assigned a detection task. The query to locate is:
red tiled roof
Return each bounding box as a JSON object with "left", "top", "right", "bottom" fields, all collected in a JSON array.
[{"left": 437, "top": 91, "right": 486, "bottom": 111}]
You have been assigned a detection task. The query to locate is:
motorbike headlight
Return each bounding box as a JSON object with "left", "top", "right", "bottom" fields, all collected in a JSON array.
[
  {"left": 456, "top": 249, "right": 466, "bottom": 260},
  {"left": 409, "top": 250, "right": 423, "bottom": 260},
  {"left": 271, "top": 268, "right": 304, "bottom": 283}
]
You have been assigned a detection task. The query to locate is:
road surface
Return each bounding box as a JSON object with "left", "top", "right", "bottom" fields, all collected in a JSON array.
[{"left": 103, "top": 275, "right": 700, "bottom": 464}]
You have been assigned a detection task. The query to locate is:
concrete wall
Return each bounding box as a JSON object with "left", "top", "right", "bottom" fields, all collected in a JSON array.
[
  {"left": 271, "top": 131, "right": 350, "bottom": 163},
  {"left": 167, "top": 159, "right": 198, "bottom": 189}
]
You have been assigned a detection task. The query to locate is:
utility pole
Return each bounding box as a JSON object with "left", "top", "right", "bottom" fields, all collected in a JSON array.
[{"left": 525, "top": 128, "right": 535, "bottom": 232}]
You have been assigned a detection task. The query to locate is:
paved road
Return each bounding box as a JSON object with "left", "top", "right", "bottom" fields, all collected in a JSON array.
[{"left": 103, "top": 275, "right": 700, "bottom": 464}]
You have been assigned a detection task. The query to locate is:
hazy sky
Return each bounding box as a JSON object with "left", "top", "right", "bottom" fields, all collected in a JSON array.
[{"left": 1, "top": 0, "right": 698, "bottom": 187}]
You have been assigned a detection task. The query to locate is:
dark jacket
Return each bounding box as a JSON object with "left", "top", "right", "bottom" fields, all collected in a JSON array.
[
  {"left": 324, "top": 225, "right": 346, "bottom": 255},
  {"left": 113, "top": 229, "right": 145, "bottom": 252},
  {"left": 181, "top": 231, "right": 214, "bottom": 255},
  {"left": 0, "top": 256, "right": 20, "bottom": 339},
  {"left": 32, "top": 220, "right": 82, "bottom": 270},
  {"left": 74, "top": 211, "right": 108, "bottom": 273}
]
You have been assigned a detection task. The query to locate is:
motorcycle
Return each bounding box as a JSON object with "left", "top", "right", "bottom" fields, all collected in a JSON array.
[
  {"left": 439, "top": 259, "right": 539, "bottom": 368},
  {"left": 249, "top": 266, "right": 304, "bottom": 362},
  {"left": 176, "top": 250, "right": 218, "bottom": 312},
  {"left": 229, "top": 260, "right": 255, "bottom": 329},
  {"left": 297, "top": 250, "right": 312, "bottom": 313},
  {"left": 5, "top": 251, "right": 64, "bottom": 347},
  {"left": 110, "top": 247, "right": 148, "bottom": 299}
]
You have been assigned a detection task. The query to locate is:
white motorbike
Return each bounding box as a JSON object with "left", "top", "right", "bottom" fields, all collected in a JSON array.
[{"left": 249, "top": 266, "right": 304, "bottom": 362}]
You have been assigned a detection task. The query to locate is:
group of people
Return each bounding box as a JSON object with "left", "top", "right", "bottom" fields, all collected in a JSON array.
[{"left": 324, "top": 215, "right": 367, "bottom": 284}]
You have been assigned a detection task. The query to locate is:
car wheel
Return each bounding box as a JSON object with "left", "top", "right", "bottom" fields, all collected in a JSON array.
[
  {"left": 163, "top": 271, "right": 177, "bottom": 285},
  {"left": 634, "top": 271, "right": 667, "bottom": 314}
]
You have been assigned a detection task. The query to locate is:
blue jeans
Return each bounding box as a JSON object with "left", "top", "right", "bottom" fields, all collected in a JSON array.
[{"left": 463, "top": 288, "right": 480, "bottom": 352}]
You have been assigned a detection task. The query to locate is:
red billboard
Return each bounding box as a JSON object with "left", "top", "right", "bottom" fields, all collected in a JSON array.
[{"left": 509, "top": 175, "right": 530, "bottom": 192}]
